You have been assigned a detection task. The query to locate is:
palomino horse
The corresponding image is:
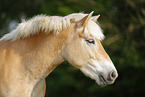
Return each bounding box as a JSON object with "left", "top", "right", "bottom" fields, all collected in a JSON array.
[{"left": 0, "top": 11, "right": 118, "bottom": 97}]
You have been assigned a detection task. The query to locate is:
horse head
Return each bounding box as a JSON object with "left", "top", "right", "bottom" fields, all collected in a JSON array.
[{"left": 62, "top": 11, "right": 118, "bottom": 86}]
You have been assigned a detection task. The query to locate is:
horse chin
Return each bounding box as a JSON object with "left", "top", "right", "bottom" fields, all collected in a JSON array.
[
  {"left": 96, "top": 74, "right": 115, "bottom": 87},
  {"left": 96, "top": 80, "right": 108, "bottom": 87}
]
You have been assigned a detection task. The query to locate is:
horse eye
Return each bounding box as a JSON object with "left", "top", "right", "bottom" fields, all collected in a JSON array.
[{"left": 86, "top": 39, "right": 95, "bottom": 44}]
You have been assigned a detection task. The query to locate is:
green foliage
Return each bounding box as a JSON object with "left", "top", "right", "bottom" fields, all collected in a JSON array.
[{"left": 0, "top": 0, "right": 145, "bottom": 97}]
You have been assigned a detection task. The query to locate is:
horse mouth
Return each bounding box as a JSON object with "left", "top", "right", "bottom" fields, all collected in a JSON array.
[{"left": 99, "top": 74, "right": 107, "bottom": 86}]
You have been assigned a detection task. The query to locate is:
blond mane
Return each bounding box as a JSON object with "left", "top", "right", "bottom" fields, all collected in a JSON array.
[{"left": 0, "top": 13, "right": 104, "bottom": 41}]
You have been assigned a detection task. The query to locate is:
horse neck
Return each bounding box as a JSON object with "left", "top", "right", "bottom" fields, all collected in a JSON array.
[
  {"left": 22, "top": 32, "right": 68, "bottom": 79},
  {"left": 0, "top": 26, "right": 73, "bottom": 80},
  {"left": 35, "top": 25, "right": 75, "bottom": 79}
]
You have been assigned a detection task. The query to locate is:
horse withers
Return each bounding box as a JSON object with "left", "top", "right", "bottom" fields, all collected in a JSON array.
[{"left": 0, "top": 11, "right": 118, "bottom": 97}]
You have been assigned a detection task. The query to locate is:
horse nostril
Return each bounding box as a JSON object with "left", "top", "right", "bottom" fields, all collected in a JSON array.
[
  {"left": 107, "top": 71, "right": 117, "bottom": 81},
  {"left": 111, "top": 71, "right": 117, "bottom": 78}
]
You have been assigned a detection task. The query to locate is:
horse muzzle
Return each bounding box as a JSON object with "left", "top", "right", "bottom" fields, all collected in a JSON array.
[{"left": 98, "top": 71, "right": 118, "bottom": 86}]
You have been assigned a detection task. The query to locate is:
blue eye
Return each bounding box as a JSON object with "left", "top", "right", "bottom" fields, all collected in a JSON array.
[{"left": 86, "top": 39, "right": 95, "bottom": 44}]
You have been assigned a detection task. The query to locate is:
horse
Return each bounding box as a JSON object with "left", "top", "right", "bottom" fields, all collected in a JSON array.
[{"left": 0, "top": 11, "right": 118, "bottom": 97}]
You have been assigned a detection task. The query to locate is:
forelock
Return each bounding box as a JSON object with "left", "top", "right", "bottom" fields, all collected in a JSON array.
[{"left": 84, "top": 20, "right": 104, "bottom": 41}]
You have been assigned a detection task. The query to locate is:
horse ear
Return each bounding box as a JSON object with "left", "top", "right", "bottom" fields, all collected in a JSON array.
[
  {"left": 91, "top": 14, "right": 100, "bottom": 22},
  {"left": 78, "top": 11, "right": 94, "bottom": 27}
]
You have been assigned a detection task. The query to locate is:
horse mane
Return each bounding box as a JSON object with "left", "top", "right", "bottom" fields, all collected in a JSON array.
[{"left": 0, "top": 13, "right": 104, "bottom": 41}]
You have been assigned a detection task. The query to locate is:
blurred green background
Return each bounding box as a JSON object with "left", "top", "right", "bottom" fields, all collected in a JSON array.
[{"left": 0, "top": 0, "right": 145, "bottom": 97}]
